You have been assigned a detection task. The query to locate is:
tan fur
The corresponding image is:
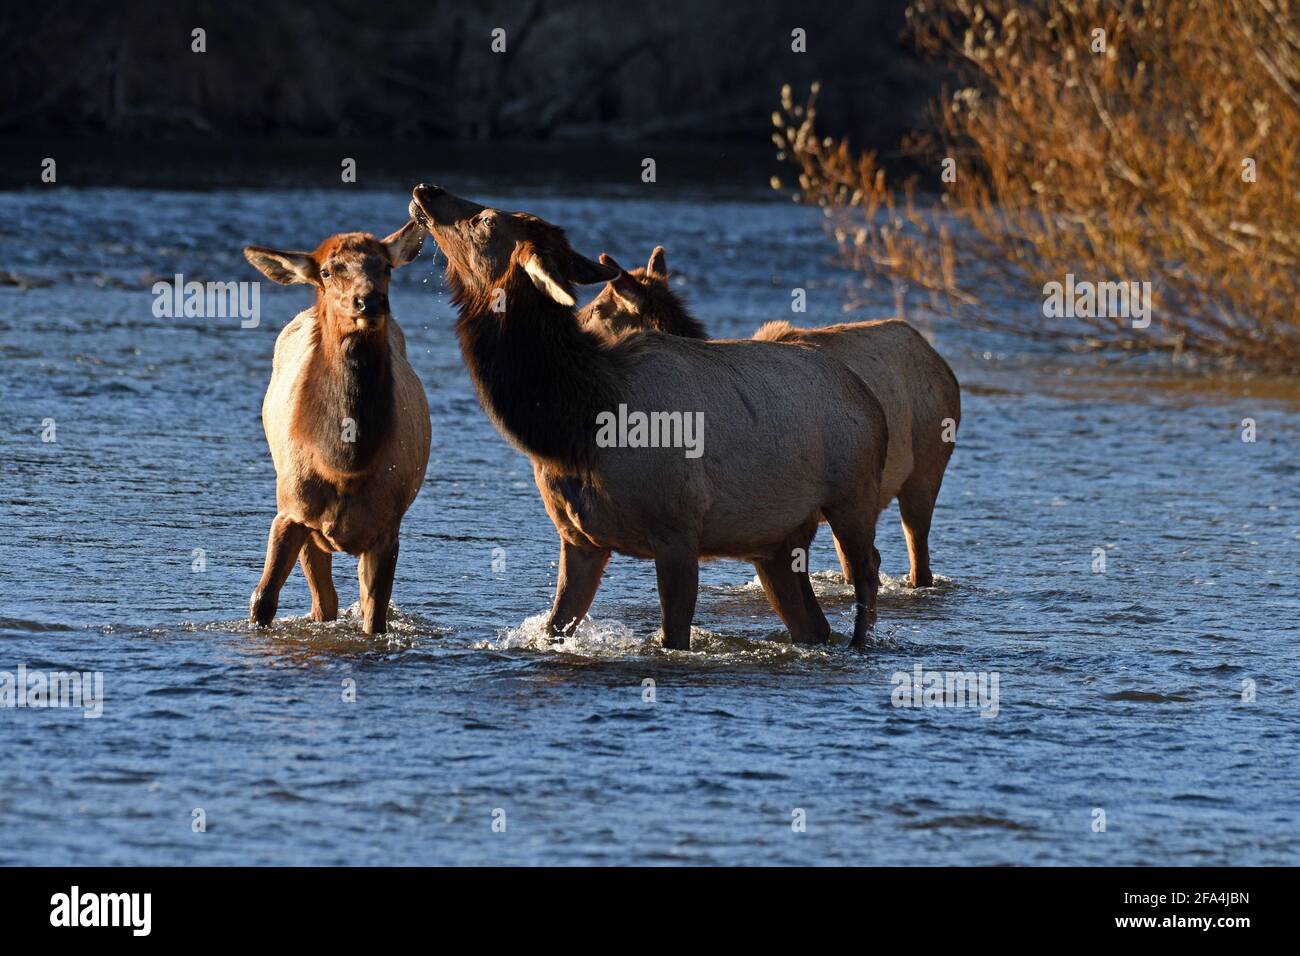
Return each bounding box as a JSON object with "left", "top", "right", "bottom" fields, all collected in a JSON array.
[
  {"left": 753, "top": 319, "right": 959, "bottom": 505},
  {"left": 537, "top": 333, "right": 885, "bottom": 562},
  {"left": 585, "top": 256, "right": 961, "bottom": 588},
  {"left": 244, "top": 224, "right": 430, "bottom": 634},
  {"left": 262, "top": 310, "right": 429, "bottom": 551},
  {"left": 754, "top": 319, "right": 960, "bottom": 586}
]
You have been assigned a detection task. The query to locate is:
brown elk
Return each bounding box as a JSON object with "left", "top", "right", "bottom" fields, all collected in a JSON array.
[
  {"left": 580, "top": 247, "right": 961, "bottom": 589},
  {"left": 409, "top": 184, "right": 888, "bottom": 650},
  {"left": 580, "top": 246, "right": 706, "bottom": 339},
  {"left": 243, "top": 221, "right": 430, "bottom": 635}
]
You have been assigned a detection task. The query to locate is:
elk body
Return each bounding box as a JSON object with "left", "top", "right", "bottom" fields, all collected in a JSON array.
[
  {"left": 410, "top": 184, "right": 888, "bottom": 650},
  {"left": 580, "top": 248, "right": 961, "bottom": 588},
  {"left": 243, "top": 222, "right": 430, "bottom": 634}
]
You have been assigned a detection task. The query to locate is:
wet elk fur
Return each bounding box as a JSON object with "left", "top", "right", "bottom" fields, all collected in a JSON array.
[
  {"left": 579, "top": 247, "right": 961, "bottom": 588},
  {"left": 411, "top": 184, "right": 889, "bottom": 650},
  {"left": 243, "top": 222, "right": 430, "bottom": 634}
]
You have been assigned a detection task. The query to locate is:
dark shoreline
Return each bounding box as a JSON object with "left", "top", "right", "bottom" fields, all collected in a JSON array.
[
  {"left": 0, "top": 136, "right": 791, "bottom": 198},
  {"left": 0, "top": 130, "right": 942, "bottom": 198}
]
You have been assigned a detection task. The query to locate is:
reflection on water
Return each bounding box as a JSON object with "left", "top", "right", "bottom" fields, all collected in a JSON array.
[{"left": 0, "top": 187, "right": 1297, "bottom": 865}]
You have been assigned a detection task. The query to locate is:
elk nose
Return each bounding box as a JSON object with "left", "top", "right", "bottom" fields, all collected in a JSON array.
[{"left": 355, "top": 293, "right": 389, "bottom": 315}]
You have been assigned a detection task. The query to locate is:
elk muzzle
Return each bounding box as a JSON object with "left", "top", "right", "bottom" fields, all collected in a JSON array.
[
  {"left": 410, "top": 183, "right": 484, "bottom": 228},
  {"left": 355, "top": 291, "right": 389, "bottom": 315}
]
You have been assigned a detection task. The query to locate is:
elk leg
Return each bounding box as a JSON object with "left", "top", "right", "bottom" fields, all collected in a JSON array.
[
  {"left": 795, "top": 569, "right": 833, "bottom": 644},
  {"left": 250, "top": 514, "right": 310, "bottom": 626},
  {"left": 755, "top": 556, "right": 830, "bottom": 644},
  {"left": 833, "top": 535, "right": 882, "bottom": 587},
  {"left": 358, "top": 536, "right": 400, "bottom": 635},
  {"left": 298, "top": 540, "right": 338, "bottom": 622},
  {"left": 546, "top": 540, "right": 611, "bottom": 637},
  {"left": 653, "top": 544, "right": 699, "bottom": 651},
  {"left": 832, "top": 534, "right": 855, "bottom": 587},
  {"left": 823, "top": 506, "right": 881, "bottom": 649},
  {"left": 898, "top": 476, "right": 940, "bottom": 588}
]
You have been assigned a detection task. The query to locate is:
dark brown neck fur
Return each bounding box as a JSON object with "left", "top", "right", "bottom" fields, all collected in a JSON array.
[
  {"left": 641, "top": 278, "right": 708, "bottom": 339},
  {"left": 294, "top": 307, "right": 394, "bottom": 476},
  {"left": 452, "top": 267, "right": 621, "bottom": 473}
]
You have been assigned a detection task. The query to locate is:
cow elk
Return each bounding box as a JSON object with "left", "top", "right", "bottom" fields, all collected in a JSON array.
[
  {"left": 243, "top": 220, "right": 430, "bottom": 635},
  {"left": 410, "top": 184, "right": 889, "bottom": 650},
  {"left": 580, "top": 247, "right": 961, "bottom": 589}
]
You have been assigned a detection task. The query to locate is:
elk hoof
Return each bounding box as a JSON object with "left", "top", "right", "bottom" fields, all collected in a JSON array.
[
  {"left": 249, "top": 590, "right": 276, "bottom": 627},
  {"left": 661, "top": 632, "right": 691, "bottom": 652}
]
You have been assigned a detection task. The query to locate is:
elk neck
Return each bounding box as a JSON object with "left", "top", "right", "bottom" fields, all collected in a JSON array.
[
  {"left": 453, "top": 268, "right": 622, "bottom": 473},
  {"left": 294, "top": 301, "right": 395, "bottom": 476},
  {"left": 646, "top": 282, "right": 708, "bottom": 339}
]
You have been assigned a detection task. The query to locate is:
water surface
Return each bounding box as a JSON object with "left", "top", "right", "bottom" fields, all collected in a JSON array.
[{"left": 1, "top": 187, "right": 1297, "bottom": 865}]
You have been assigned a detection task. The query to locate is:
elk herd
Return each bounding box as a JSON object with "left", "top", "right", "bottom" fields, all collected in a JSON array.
[{"left": 241, "top": 184, "right": 960, "bottom": 651}]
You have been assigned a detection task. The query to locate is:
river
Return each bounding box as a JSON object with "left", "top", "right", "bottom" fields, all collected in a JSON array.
[{"left": 1, "top": 185, "right": 1296, "bottom": 864}]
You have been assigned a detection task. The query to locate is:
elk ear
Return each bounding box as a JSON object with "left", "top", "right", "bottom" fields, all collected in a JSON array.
[
  {"left": 570, "top": 251, "right": 620, "bottom": 285},
  {"left": 523, "top": 251, "right": 577, "bottom": 307},
  {"left": 646, "top": 245, "right": 668, "bottom": 277},
  {"left": 600, "top": 254, "right": 647, "bottom": 310},
  {"left": 382, "top": 219, "right": 425, "bottom": 267},
  {"left": 599, "top": 252, "right": 629, "bottom": 277},
  {"left": 243, "top": 247, "right": 317, "bottom": 285}
]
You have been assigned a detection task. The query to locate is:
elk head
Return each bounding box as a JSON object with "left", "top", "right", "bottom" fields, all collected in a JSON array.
[
  {"left": 244, "top": 221, "right": 424, "bottom": 338},
  {"left": 581, "top": 247, "right": 707, "bottom": 340},
  {"left": 408, "top": 183, "right": 617, "bottom": 311}
]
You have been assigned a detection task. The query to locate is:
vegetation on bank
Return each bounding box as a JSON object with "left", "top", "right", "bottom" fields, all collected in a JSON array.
[{"left": 774, "top": 0, "right": 1299, "bottom": 372}]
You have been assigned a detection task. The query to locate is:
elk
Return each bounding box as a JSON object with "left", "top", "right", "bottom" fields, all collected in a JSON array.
[
  {"left": 580, "top": 247, "right": 961, "bottom": 589},
  {"left": 410, "top": 183, "right": 889, "bottom": 651},
  {"left": 243, "top": 220, "right": 430, "bottom": 635},
  {"left": 580, "top": 246, "right": 706, "bottom": 339}
]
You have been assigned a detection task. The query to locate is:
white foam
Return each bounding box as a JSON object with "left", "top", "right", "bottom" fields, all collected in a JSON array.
[
  {"left": 212, "top": 602, "right": 438, "bottom": 651},
  {"left": 484, "top": 613, "right": 647, "bottom": 656},
  {"left": 736, "top": 569, "right": 953, "bottom": 599},
  {"left": 479, "top": 612, "right": 878, "bottom": 663}
]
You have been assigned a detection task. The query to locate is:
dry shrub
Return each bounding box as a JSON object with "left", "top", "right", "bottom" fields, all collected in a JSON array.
[{"left": 774, "top": 0, "right": 1300, "bottom": 372}]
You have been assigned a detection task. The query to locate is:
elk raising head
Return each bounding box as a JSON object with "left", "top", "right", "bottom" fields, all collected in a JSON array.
[
  {"left": 243, "top": 221, "right": 425, "bottom": 337},
  {"left": 580, "top": 246, "right": 707, "bottom": 340},
  {"left": 408, "top": 183, "right": 616, "bottom": 311}
]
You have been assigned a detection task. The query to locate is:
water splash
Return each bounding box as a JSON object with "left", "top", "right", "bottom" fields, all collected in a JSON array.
[
  {"left": 479, "top": 612, "right": 889, "bottom": 665},
  {"left": 730, "top": 569, "right": 955, "bottom": 602}
]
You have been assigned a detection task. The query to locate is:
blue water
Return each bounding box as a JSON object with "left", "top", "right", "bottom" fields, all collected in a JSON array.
[{"left": 1, "top": 187, "right": 1297, "bottom": 864}]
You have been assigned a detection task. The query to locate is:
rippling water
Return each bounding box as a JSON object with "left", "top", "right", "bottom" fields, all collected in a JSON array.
[{"left": 1, "top": 187, "right": 1297, "bottom": 865}]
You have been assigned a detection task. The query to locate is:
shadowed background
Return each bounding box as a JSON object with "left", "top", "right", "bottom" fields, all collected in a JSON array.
[{"left": 0, "top": 0, "right": 940, "bottom": 188}]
